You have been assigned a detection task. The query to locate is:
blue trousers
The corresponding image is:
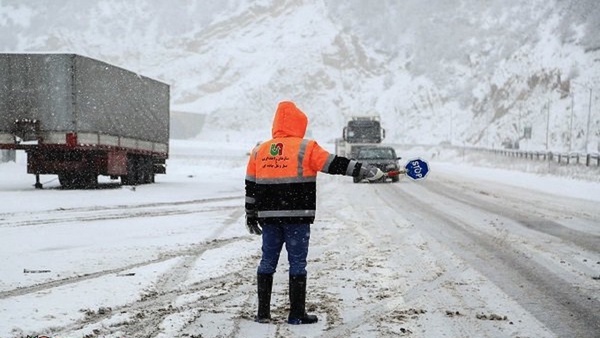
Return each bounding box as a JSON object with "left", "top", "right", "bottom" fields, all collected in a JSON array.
[{"left": 257, "top": 223, "right": 311, "bottom": 276}]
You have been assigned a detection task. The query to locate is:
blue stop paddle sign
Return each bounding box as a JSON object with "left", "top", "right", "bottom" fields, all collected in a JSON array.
[{"left": 405, "top": 158, "right": 429, "bottom": 180}]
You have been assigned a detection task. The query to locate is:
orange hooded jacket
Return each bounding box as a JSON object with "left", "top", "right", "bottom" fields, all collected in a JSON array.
[{"left": 245, "top": 101, "right": 362, "bottom": 224}]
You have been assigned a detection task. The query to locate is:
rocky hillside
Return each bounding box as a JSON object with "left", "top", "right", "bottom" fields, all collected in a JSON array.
[{"left": 1, "top": 0, "right": 599, "bottom": 150}]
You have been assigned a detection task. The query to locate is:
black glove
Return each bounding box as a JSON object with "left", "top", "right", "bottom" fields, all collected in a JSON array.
[{"left": 246, "top": 215, "right": 262, "bottom": 235}]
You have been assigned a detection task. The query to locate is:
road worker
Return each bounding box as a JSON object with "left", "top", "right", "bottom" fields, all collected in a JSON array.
[{"left": 244, "top": 101, "right": 383, "bottom": 324}]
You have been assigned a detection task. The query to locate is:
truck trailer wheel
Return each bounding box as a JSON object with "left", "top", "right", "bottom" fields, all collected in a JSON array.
[
  {"left": 122, "top": 156, "right": 155, "bottom": 185},
  {"left": 138, "top": 157, "right": 154, "bottom": 184},
  {"left": 121, "top": 156, "right": 139, "bottom": 186},
  {"left": 121, "top": 156, "right": 154, "bottom": 185}
]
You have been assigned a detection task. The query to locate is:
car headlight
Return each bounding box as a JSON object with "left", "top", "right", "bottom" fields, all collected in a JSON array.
[{"left": 385, "top": 164, "right": 398, "bottom": 170}]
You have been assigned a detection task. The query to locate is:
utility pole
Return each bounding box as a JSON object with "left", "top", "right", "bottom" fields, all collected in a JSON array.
[
  {"left": 546, "top": 100, "right": 551, "bottom": 151},
  {"left": 449, "top": 111, "right": 453, "bottom": 145},
  {"left": 518, "top": 106, "right": 522, "bottom": 137},
  {"left": 585, "top": 87, "right": 592, "bottom": 152},
  {"left": 572, "top": 81, "right": 594, "bottom": 152},
  {"left": 570, "top": 93, "right": 574, "bottom": 152}
]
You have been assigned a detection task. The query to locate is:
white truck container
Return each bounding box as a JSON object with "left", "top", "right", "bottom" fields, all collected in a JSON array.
[{"left": 0, "top": 53, "right": 170, "bottom": 188}]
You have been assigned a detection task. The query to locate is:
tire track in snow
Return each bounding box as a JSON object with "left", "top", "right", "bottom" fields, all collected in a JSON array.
[
  {"left": 307, "top": 183, "right": 427, "bottom": 336},
  {"left": 387, "top": 180, "right": 600, "bottom": 338},
  {"left": 419, "top": 178, "right": 600, "bottom": 252},
  {"left": 0, "top": 236, "right": 247, "bottom": 300},
  {"left": 320, "top": 182, "right": 506, "bottom": 337},
  {"left": 0, "top": 195, "right": 243, "bottom": 228},
  {"left": 55, "top": 207, "right": 257, "bottom": 338},
  {"left": 13, "top": 195, "right": 259, "bottom": 338}
]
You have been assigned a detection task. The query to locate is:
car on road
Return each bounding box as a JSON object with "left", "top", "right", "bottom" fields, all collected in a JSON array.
[{"left": 353, "top": 146, "right": 405, "bottom": 183}]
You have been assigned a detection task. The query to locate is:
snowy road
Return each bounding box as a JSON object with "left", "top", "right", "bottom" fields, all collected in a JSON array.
[
  {"left": 1, "top": 140, "right": 599, "bottom": 338},
  {"left": 368, "top": 168, "right": 600, "bottom": 337}
]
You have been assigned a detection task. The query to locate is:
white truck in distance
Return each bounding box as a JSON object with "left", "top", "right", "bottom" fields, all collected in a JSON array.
[{"left": 335, "top": 116, "right": 385, "bottom": 159}]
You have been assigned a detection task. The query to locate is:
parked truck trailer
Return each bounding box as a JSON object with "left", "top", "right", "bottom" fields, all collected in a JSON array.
[{"left": 0, "top": 53, "right": 170, "bottom": 189}]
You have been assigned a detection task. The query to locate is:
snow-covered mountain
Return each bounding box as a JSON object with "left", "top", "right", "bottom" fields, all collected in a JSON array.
[{"left": 1, "top": 0, "right": 599, "bottom": 151}]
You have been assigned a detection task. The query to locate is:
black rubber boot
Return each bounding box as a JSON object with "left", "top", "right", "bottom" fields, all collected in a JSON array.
[
  {"left": 287, "top": 275, "right": 318, "bottom": 325},
  {"left": 255, "top": 274, "right": 273, "bottom": 323}
]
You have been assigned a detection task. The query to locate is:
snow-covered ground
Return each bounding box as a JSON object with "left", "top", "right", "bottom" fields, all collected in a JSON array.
[{"left": 1, "top": 140, "right": 599, "bottom": 338}]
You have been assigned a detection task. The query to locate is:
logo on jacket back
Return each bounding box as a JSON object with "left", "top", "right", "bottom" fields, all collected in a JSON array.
[{"left": 270, "top": 143, "right": 284, "bottom": 156}]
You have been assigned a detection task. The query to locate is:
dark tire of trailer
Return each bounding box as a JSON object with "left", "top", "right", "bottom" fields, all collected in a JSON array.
[{"left": 121, "top": 155, "right": 156, "bottom": 186}]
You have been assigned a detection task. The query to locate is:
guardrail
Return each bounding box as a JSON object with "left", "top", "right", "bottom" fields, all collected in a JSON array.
[{"left": 483, "top": 148, "right": 600, "bottom": 167}]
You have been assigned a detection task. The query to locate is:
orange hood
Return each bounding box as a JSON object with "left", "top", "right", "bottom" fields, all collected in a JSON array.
[{"left": 271, "top": 101, "right": 308, "bottom": 139}]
